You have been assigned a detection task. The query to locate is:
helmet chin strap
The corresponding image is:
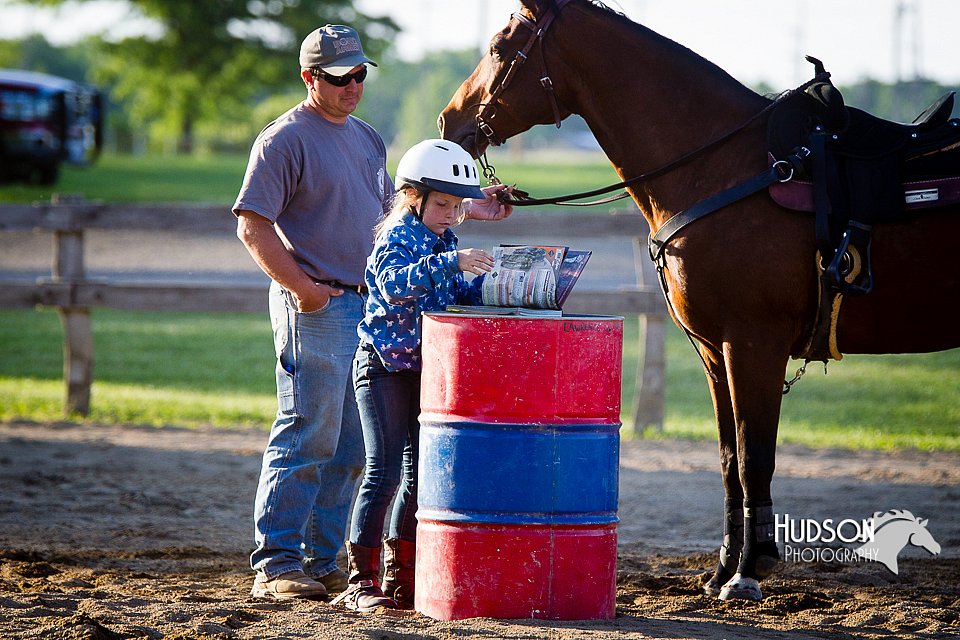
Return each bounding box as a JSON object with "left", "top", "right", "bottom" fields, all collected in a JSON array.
[{"left": 411, "top": 189, "right": 430, "bottom": 219}]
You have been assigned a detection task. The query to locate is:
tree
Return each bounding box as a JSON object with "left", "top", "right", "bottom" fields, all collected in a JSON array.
[
  {"left": 841, "top": 78, "right": 958, "bottom": 124},
  {"left": 357, "top": 49, "right": 482, "bottom": 151},
  {"left": 10, "top": 0, "right": 398, "bottom": 153},
  {"left": 0, "top": 33, "right": 87, "bottom": 79}
]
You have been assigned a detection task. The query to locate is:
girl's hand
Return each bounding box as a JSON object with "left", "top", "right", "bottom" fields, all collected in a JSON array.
[
  {"left": 463, "top": 184, "right": 514, "bottom": 220},
  {"left": 457, "top": 248, "right": 495, "bottom": 275}
]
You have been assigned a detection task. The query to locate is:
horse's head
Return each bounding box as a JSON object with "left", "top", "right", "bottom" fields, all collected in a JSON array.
[
  {"left": 907, "top": 518, "right": 942, "bottom": 556},
  {"left": 438, "top": 0, "right": 574, "bottom": 158},
  {"left": 873, "top": 510, "right": 942, "bottom": 556},
  {"left": 856, "top": 509, "right": 942, "bottom": 575}
]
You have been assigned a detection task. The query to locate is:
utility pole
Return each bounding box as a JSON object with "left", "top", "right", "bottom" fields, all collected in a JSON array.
[
  {"left": 793, "top": 0, "right": 808, "bottom": 88},
  {"left": 912, "top": 0, "right": 923, "bottom": 80},
  {"left": 477, "top": 1, "right": 487, "bottom": 58},
  {"left": 893, "top": 0, "right": 924, "bottom": 81}
]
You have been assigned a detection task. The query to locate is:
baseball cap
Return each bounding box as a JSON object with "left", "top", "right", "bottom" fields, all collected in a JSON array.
[{"left": 299, "top": 25, "right": 378, "bottom": 75}]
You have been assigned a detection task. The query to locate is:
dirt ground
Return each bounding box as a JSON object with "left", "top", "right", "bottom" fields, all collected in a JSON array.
[{"left": 1, "top": 420, "right": 958, "bottom": 639}]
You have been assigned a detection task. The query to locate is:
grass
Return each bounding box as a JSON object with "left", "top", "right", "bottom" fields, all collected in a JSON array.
[
  {"left": 0, "top": 154, "right": 252, "bottom": 204},
  {"left": 651, "top": 333, "right": 960, "bottom": 452},
  {"left": 1, "top": 308, "right": 958, "bottom": 451},
  {"left": 0, "top": 308, "right": 276, "bottom": 428}
]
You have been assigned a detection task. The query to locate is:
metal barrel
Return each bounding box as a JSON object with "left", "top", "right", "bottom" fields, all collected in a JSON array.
[{"left": 415, "top": 313, "right": 623, "bottom": 620}]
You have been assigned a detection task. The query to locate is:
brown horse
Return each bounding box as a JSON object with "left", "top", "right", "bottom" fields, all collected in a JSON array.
[{"left": 439, "top": 0, "right": 960, "bottom": 601}]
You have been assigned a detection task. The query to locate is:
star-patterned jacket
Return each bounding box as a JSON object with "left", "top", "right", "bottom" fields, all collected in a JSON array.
[{"left": 358, "top": 211, "right": 483, "bottom": 372}]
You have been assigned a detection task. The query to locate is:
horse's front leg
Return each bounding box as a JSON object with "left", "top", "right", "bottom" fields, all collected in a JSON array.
[
  {"left": 717, "top": 338, "right": 790, "bottom": 601},
  {"left": 702, "top": 351, "right": 744, "bottom": 597}
]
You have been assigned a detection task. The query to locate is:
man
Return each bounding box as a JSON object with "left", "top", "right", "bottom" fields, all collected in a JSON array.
[{"left": 233, "top": 24, "right": 389, "bottom": 600}]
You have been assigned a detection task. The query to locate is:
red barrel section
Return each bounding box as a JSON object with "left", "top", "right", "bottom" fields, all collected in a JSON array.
[{"left": 419, "top": 314, "right": 623, "bottom": 425}]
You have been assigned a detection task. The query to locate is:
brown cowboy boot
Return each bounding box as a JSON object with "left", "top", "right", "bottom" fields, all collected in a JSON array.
[
  {"left": 382, "top": 537, "right": 415, "bottom": 610},
  {"left": 330, "top": 542, "right": 397, "bottom": 612}
]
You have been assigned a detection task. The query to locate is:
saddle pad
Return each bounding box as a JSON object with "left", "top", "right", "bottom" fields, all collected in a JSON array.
[{"left": 770, "top": 174, "right": 960, "bottom": 213}]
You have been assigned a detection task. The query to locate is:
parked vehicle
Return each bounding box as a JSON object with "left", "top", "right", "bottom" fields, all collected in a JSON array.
[{"left": 0, "top": 69, "right": 103, "bottom": 185}]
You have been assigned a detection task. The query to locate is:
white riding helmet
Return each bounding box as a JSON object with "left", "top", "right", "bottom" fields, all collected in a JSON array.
[{"left": 394, "top": 139, "right": 485, "bottom": 199}]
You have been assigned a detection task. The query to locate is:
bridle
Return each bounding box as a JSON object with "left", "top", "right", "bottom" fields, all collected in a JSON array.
[
  {"left": 475, "top": 0, "right": 571, "bottom": 146},
  {"left": 474, "top": 0, "right": 572, "bottom": 187}
]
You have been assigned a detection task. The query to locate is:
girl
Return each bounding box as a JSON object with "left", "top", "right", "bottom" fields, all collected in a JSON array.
[{"left": 337, "top": 139, "right": 513, "bottom": 611}]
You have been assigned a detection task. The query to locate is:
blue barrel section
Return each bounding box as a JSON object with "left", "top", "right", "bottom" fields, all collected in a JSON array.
[{"left": 417, "top": 420, "right": 619, "bottom": 525}]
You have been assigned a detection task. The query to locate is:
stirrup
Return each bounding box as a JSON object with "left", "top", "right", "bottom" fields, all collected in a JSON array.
[{"left": 824, "top": 227, "right": 873, "bottom": 295}]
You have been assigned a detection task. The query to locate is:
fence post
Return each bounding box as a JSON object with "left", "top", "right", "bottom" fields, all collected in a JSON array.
[
  {"left": 51, "top": 197, "right": 94, "bottom": 416},
  {"left": 631, "top": 237, "right": 665, "bottom": 432}
]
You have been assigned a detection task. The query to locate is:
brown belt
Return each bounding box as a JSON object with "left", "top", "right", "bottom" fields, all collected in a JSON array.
[{"left": 316, "top": 279, "right": 368, "bottom": 295}]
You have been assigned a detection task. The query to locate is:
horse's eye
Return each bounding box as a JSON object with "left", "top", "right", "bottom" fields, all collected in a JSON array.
[{"left": 489, "top": 45, "right": 503, "bottom": 61}]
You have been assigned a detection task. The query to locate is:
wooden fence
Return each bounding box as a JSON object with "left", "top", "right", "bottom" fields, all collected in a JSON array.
[{"left": 0, "top": 201, "right": 667, "bottom": 432}]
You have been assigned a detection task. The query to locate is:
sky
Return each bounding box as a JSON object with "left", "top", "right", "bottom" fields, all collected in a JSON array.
[
  {"left": 352, "top": 0, "right": 960, "bottom": 90},
  {"left": 1, "top": 0, "right": 958, "bottom": 90}
]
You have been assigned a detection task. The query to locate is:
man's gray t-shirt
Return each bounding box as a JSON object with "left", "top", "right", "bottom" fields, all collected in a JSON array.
[{"left": 233, "top": 103, "right": 392, "bottom": 285}]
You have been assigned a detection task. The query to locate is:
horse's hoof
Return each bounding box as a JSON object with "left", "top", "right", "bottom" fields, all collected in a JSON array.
[
  {"left": 703, "top": 581, "right": 721, "bottom": 597},
  {"left": 703, "top": 574, "right": 725, "bottom": 597},
  {"left": 718, "top": 573, "right": 762, "bottom": 601}
]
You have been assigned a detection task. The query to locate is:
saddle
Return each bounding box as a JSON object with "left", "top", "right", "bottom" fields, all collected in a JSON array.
[{"left": 766, "top": 57, "right": 960, "bottom": 361}]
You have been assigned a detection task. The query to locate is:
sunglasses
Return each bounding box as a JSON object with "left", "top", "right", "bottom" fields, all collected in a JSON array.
[{"left": 312, "top": 66, "right": 368, "bottom": 87}]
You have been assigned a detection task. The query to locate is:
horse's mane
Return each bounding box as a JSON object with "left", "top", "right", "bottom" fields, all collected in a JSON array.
[
  {"left": 564, "top": 0, "right": 763, "bottom": 98},
  {"left": 873, "top": 509, "right": 923, "bottom": 530},
  {"left": 584, "top": 0, "right": 625, "bottom": 18}
]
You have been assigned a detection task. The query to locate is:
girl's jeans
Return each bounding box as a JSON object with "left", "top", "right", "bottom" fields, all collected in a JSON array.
[
  {"left": 251, "top": 281, "right": 365, "bottom": 579},
  {"left": 350, "top": 341, "right": 421, "bottom": 547}
]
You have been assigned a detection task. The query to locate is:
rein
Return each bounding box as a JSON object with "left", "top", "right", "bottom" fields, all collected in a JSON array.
[{"left": 488, "top": 92, "right": 809, "bottom": 207}]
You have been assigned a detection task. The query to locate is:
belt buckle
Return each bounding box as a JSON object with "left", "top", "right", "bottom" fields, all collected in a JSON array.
[{"left": 318, "top": 279, "right": 366, "bottom": 295}]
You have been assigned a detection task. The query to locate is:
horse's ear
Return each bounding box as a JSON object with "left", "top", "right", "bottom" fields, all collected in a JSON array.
[
  {"left": 519, "top": 0, "right": 551, "bottom": 17},
  {"left": 920, "top": 518, "right": 929, "bottom": 527}
]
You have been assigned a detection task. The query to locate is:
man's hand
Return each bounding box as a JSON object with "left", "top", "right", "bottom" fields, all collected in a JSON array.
[
  {"left": 235, "top": 211, "right": 344, "bottom": 313},
  {"left": 463, "top": 184, "right": 514, "bottom": 221},
  {"left": 294, "top": 282, "right": 343, "bottom": 313}
]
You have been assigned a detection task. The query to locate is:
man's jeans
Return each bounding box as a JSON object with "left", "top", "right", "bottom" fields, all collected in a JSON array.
[
  {"left": 251, "top": 281, "right": 364, "bottom": 579},
  {"left": 350, "top": 342, "right": 421, "bottom": 547}
]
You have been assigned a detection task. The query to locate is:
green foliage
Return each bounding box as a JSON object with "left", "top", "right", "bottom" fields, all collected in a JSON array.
[
  {"left": 7, "top": 0, "right": 400, "bottom": 153},
  {"left": 841, "top": 78, "right": 957, "bottom": 123},
  {"left": 0, "top": 33, "right": 71, "bottom": 76},
  {"left": 361, "top": 49, "right": 484, "bottom": 149}
]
